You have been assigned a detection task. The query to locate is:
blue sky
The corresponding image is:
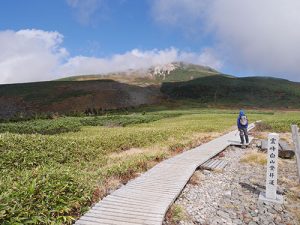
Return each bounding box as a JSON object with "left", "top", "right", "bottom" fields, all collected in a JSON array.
[
  {"left": 0, "top": 0, "right": 209, "bottom": 55},
  {"left": 1, "top": 0, "right": 300, "bottom": 83}
]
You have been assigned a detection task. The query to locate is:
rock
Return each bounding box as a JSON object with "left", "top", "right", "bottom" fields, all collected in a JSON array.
[
  {"left": 267, "top": 207, "right": 277, "bottom": 214},
  {"left": 218, "top": 152, "right": 225, "bottom": 157},
  {"left": 249, "top": 221, "right": 258, "bottom": 225},
  {"left": 232, "top": 219, "right": 243, "bottom": 225},
  {"left": 250, "top": 211, "right": 258, "bottom": 217},
  {"left": 274, "top": 204, "right": 283, "bottom": 212},
  {"left": 216, "top": 210, "right": 230, "bottom": 219},
  {"left": 243, "top": 216, "right": 252, "bottom": 224},
  {"left": 279, "top": 150, "right": 295, "bottom": 159},
  {"left": 202, "top": 170, "right": 211, "bottom": 175},
  {"left": 224, "top": 190, "right": 232, "bottom": 197}
]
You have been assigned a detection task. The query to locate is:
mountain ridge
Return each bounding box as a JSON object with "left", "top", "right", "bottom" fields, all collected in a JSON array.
[{"left": 57, "top": 61, "right": 221, "bottom": 84}]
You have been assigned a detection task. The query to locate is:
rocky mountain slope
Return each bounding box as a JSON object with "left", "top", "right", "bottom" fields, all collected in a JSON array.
[{"left": 58, "top": 62, "right": 220, "bottom": 84}]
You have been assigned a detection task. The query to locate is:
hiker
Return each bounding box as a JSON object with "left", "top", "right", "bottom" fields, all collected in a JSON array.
[{"left": 237, "top": 110, "right": 249, "bottom": 144}]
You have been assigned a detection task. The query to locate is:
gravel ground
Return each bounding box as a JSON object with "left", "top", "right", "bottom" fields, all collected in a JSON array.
[{"left": 164, "top": 139, "right": 300, "bottom": 225}]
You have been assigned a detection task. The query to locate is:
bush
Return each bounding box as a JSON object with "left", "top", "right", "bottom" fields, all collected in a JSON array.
[
  {"left": 0, "top": 118, "right": 81, "bottom": 135},
  {"left": 0, "top": 166, "right": 91, "bottom": 225},
  {"left": 255, "top": 121, "right": 272, "bottom": 131},
  {"left": 80, "top": 113, "right": 182, "bottom": 127}
]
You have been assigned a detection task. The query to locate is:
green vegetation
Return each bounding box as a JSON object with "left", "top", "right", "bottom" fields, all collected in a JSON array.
[
  {"left": 167, "top": 204, "right": 187, "bottom": 223},
  {"left": 0, "top": 81, "right": 94, "bottom": 104},
  {"left": 0, "top": 113, "right": 182, "bottom": 135},
  {"left": 257, "top": 111, "right": 300, "bottom": 132},
  {"left": 0, "top": 118, "right": 81, "bottom": 135},
  {"left": 79, "top": 113, "right": 182, "bottom": 127},
  {"left": 1, "top": 108, "right": 300, "bottom": 224},
  {"left": 161, "top": 76, "right": 300, "bottom": 108}
]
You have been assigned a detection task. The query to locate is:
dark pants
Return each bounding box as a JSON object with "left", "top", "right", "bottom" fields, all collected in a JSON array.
[{"left": 239, "top": 127, "right": 249, "bottom": 144}]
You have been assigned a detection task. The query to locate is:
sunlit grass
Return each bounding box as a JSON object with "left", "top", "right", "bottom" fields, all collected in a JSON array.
[{"left": 240, "top": 151, "right": 267, "bottom": 165}]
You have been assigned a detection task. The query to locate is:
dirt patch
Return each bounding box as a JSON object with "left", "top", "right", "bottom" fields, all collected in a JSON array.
[
  {"left": 109, "top": 132, "right": 222, "bottom": 160},
  {"left": 109, "top": 147, "right": 167, "bottom": 159},
  {"left": 188, "top": 170, "right": 204, "bottom": 186}
]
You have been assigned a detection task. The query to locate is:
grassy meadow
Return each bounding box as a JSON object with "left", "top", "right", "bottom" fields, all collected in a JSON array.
[{"left": 1, "top": 108, "right": 300, "bottom": 224}]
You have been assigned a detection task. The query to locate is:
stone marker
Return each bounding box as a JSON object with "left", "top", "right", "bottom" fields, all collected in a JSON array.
[
  {"left": 259, "top": 133, "right": 284, "bottom": 204},
  {"left": 291, "top": 125, "right": 300, "bottom": 184}
]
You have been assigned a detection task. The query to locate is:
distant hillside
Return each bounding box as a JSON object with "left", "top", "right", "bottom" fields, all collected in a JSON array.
[
  {"left": 0, "top": 80, "right": 161, "bottom": 119},
  {"left": 161, "top": 76, "right": 300, "bottom": 108},
  {"left": 1, "top": 62, "right": 300, "bottom": 120}
]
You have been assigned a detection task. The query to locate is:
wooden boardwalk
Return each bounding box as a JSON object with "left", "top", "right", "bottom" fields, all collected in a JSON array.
[{"left": 75, "top": 124, "right": 255, "bottom": 225}]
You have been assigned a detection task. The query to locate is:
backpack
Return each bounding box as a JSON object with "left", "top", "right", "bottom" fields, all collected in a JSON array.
[{"left": 240, "top": 115, "right": 248, "bottom": 125}]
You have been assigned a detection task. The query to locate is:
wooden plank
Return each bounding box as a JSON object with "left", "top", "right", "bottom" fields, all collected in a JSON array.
[
  {"left": 228, "top": 136, "right": 254, "bottom": 146},
  {"left": 94, "top": 200, "right": 165, "bottom": 212},
  {"left": 291, "top": 125, "right": 300, "bottom": 183},
  {"left": 201, "top": 160, "right": 210, "bottom": 167},
  {"left": 207, "top": 159, "right": 216, "bottom": 166},
  {"left": 215, "top": 160, "right": 228, "bottom": 170},
  {"left": 89, "top": 207, "right": 164, "bottom": 217},
  {"left": 88, "top": 209, "right": 163, "bottom": 220},
  {"left": 212, "top": 160, "right": 223, "bottom": 169},
  {"left": 123, "top": 185, "right": 180, "bottom": 194},
  {"left": 79, "top": 215, "right": 159, "bottom": 225},
  {"left": 111, "top": 192, "right": 173, "bottom": 203},
  {"left": 209, "top": 160, "right": 221, "bottom": 169},
  {"left": 104, "top": 193, "right": 172, "bottom": 203},
  {"left": 75, "top": 220, "right": 111, "bottom": 225},
  {"left": 97, "top": 199, "right": 164, "bottom": 211},
  {"left": 127, "top": 180, "right": 186, "bottom": 186},
  {"left": 126, "top": 184, "right": 183, "bottom": 191},
  {"left": 91, "top": 207, "right": 163, "bottom": 219},
  {"left": 85, "top": 212, "right": 162, "bottom": 223},
  {"left": 112, "top": 189, "right": 176, "bottom": 199},
  {"left": 201, "top": 159, "right": 221, "bottom": 170},
  {"left": 102, "top": 195, "right": 167, "bottom": 206}
]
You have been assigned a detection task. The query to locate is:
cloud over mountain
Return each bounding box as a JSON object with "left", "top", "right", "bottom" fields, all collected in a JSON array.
[
  {"left": 59, "top": 48, "right": 222, "bottom": 76},
  {"left": 0, "top": 29, "right": 222, "bottom": 84}
]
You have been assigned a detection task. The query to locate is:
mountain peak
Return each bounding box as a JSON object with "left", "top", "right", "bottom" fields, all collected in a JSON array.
[
  {"left": 58, "top": 61, "right": 220, "bottom": 83},
  {"left": 146, "top": 61, "right": 220, "bottom": 81}
]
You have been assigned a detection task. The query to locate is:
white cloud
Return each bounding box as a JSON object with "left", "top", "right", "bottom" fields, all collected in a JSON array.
[
  {"left": 151, "top": 0, "right": 210, "bottom": 35},
  {"left": 0, "top": 29, "right": 68, "bottom": 84},
  {"left": 66, "top": 0, "right": 105, "bottom": 26},
  {"left": 58, "top": 48, "right": 222, "bottom": 76},
  {"left": 178, "top": 48, "right": 222, "bottom": 70},
  {"left": 0, "top": 29, "right": 222, "bottom": 84},
  {"left": 151, "top": 0, "right": 300, "bottom": 81},
  {"left": 152, "top": 0, "right": 205, "bottom": 25}
]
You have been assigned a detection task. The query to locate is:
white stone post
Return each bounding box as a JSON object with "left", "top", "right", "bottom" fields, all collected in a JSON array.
[
  {"left": 259, "top": 133, "right": 283, "bottom": 204},
  {"left": 291, "top": 125, "right": 300, "bottom": 184}
]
